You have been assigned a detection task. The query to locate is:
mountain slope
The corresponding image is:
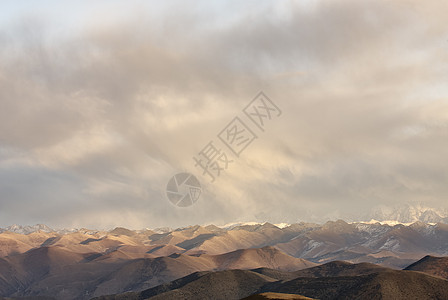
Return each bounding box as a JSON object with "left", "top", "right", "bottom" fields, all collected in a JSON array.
[
  {"left": 242, "top": 293, "right": 316, "bottom": 300},
  {"left": 0, "top": 246, "right": 315, "bottom": 299},
  {"left": 94, "top": 269, "right": 278, "bottom": 300},
  {"left": 264, "top": 270, "right": 448, "bottom": 300},
  {"left": 293, "top": 260, "right": 389, "bottom": 278},
  {"left": 209, "top": 246, "right": 317, "bottom": 271},
  {"left": 96, "top": 267, "right": 448, "bottom": 300},
  {"left": 404, "top": 255, "right": 448, "bottom": 280}
]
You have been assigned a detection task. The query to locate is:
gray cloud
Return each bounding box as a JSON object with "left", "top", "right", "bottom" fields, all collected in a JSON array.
[{"left": 0, "top": 0, "right": 447, "bottom": 229}]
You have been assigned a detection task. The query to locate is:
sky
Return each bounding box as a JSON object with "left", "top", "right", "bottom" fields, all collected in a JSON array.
[{"left": 0, "top": 0, "right": 447, "bottom": 229}]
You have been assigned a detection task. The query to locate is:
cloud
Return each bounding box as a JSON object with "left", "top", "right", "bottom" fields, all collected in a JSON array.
[{"left": 0, "top": 0, "right": 447, "bottom": 228}]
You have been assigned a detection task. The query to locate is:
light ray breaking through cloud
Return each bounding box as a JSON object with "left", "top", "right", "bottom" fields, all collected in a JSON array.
[{"left": 0, "top": 0, "right": 447, "bottom": 229}]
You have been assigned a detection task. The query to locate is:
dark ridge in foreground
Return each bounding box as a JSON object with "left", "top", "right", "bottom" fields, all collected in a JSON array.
[
  {"left": 241, "top": 292, "right": 316, "bottom": 299},
  {"left": 94, "top": 263, "right": 448, "bottom": 300},
  {"left": 261, "top": 270, "right": 448, "bottom": 300},
  {"left": 0, "top": 298, "right": 56, "bottom": 300},
  {"left": 293, "top": 260, "right": 389, "bottom": 278},
  {"left": 94, "top": 269, "right": 277, "bottom": 300},
  {"left": 404, "top": 255, "right": 448, "bottom": 280}
]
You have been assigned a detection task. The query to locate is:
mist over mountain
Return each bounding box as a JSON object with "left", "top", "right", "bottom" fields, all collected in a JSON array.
[{"left": 365, "top": 203, "right": 448, "bottom": 224}]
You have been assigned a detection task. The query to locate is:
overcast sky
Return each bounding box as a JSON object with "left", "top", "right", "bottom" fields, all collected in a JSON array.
[{"left": 0, "top": 0, "right": 447, "bottom": 229}]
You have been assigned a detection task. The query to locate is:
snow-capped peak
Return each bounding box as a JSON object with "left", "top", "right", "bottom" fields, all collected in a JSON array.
[
  {"left": 367, "top": 204, "right": 447, "bottom": 224},
  {"left": 2, "top": 224, "right": 54, "bottom": 234}
]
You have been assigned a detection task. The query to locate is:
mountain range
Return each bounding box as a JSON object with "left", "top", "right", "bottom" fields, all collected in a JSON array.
[
  {"left": 0, "top": 219, "right": 447, "bottom": 299},
  {"left": 2, "top": 204, "right": 447, "bottom": 236}
]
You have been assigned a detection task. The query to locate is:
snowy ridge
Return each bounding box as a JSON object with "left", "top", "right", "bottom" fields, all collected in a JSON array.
[
  {"left": 354, "top": 219, "right": 437, "bottom": 226},
  {"left": 1, "top": 224, "right": 54, "bottom": 234},
  {"left": 217, "top": 221, "right": 292, "bottom": 230},
  {"left": 367, "top": 204, "right": 447, "bottom": 224}
]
